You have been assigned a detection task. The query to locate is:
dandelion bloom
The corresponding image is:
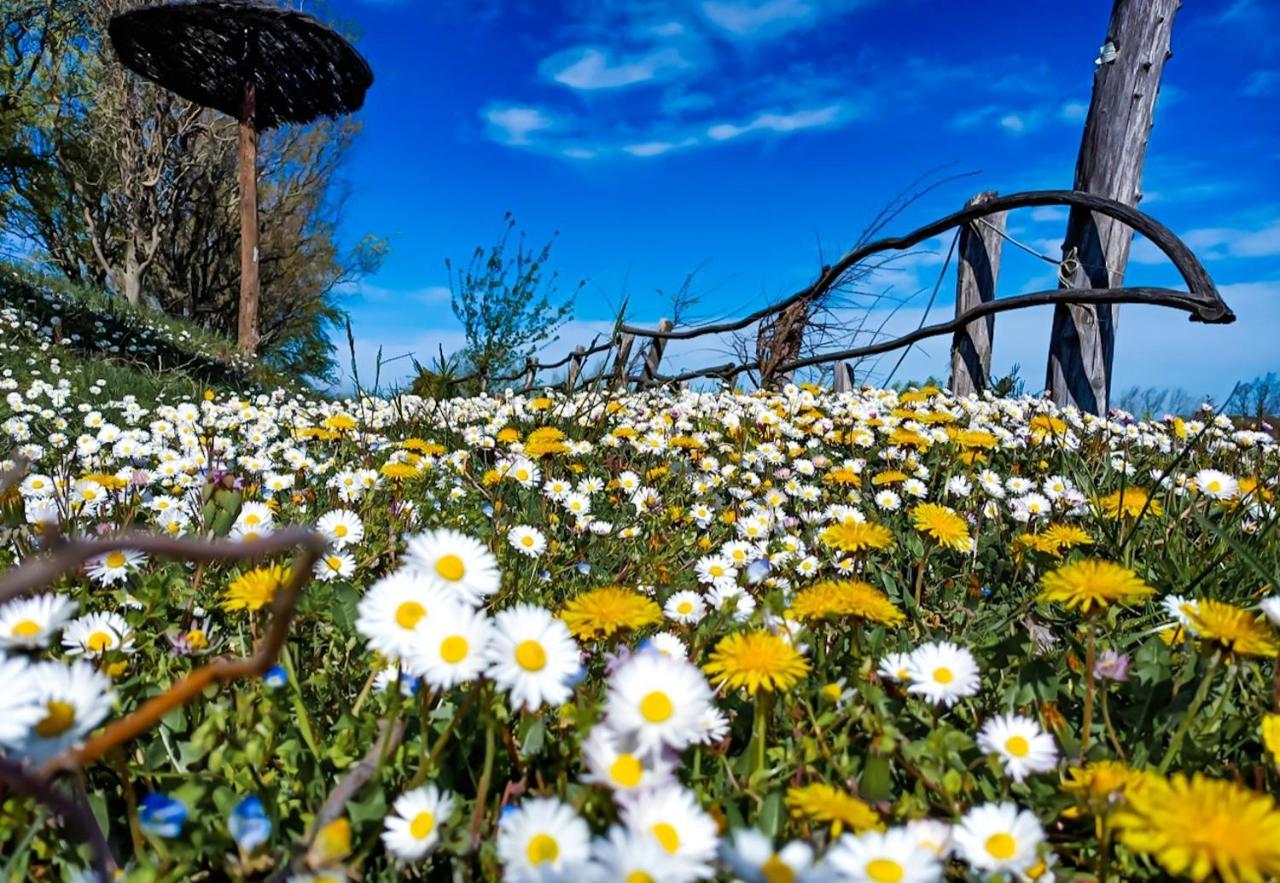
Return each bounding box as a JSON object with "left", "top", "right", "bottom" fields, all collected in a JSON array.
[
  {"left": 788, "top": 580, "right": 905, "bottom": 627},
  {"left": 1187, "top": 599, "right": 1279, "bottom": 658},
  {"left": 1037, "top": 560, "right": 1154, "bottom": 613},
  {"left": 1061, "top": 760, "right": 1149, "bottom": 809},
  {"left": 222, "top": 564, "right": 290, "bottom": 612},
  {"left": 910, "top": 504, "right": 971, "bottom": 551},
  {"left": 1263, "top": 714, "right": 1280, "bottom": 766},
  {"left": 1112, "top": 773, "right": 1280, "bottom": 882},
  {"left": 785, "top": 783, "right": 882, "bottom": 835},
  {"left": 1040, "top": 523, "right": 1092, "bottom": 551},
  {"left": 819, "top": 521, "right": 894, "bottom": 553},
  {"left": 1096, "top": 487, "right": 1162, "bottom": 519},
  {"left": 703, "top": 631, "right": 810, "bottom": 695},
  {"left": 559, "top": 586, "right": 661, "bottom": 641}
]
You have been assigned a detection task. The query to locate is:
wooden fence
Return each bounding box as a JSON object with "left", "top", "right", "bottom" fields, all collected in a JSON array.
[{"left": 445, "top": 189, "right": 1235, "bottom": 409}]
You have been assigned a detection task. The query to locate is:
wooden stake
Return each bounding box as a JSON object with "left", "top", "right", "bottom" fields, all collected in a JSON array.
[
  {"left": 950, "top": 191, "right": 1005, "bottom": 396},
  {"left": 1046, "top": 0, "right": 1178, "bottom": 413},
  {"left": 237, "top": 79, "right": 260, "bottom": 356}
]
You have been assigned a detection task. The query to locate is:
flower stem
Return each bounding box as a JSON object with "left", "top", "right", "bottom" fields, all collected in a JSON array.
[
  {"left": 469, "top": 706, "right": 498, "bottom": 848},
  {"left": 1157, "top": 652, "right": 1221, "bottom": 774},
  {"left": 751, "top": 690, "right": 772, "bottom": 776},
  {"left": 1080, "top": 620, "right": 1097, "bottom": 758}
]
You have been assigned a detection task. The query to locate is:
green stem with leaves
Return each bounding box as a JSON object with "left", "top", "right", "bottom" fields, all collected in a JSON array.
[{"left": 1158, "top": 652, "right": 1221, "bottom": 774}]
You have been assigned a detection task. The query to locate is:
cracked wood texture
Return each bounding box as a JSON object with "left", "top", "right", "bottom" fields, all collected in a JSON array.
[
  {"left": 950, "top": 191, "right": 1006, "bottom": 396},
  {"left": 1046, "top": 0, "right": 1179, "bottom": 414}
]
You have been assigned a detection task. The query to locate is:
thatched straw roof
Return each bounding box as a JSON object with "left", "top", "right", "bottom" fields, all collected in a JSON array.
[{"left": 108, "top": 1, "right": 373, "bottom": 129}]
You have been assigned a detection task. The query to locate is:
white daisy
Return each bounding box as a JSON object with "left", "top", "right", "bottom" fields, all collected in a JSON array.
[
  {"left": 234, "top": 501, "right": 274, "bottom": 531},
  {"left": 0, "top": 593, "right": 78, "bottom": 651},
  {"left": 1261, "top": 596, "right": 1280, "bottom": 628},
  {"left": 508, "top": 525, "right": 547, "bottom": 558},
  {"left": 604, "top": 651, "right": 712, "bottom": 754},
  {"left": 977, "top": 714, "right": 1058, "bottom": 782},
  {"left": 619, "top": 785, "right": 719, "bottom": 877},
  {"left": 0, "top": 656, "right": 43, "bottom": 747},
  {"left": 587, "top": 825, "right": 697, "bottom": 883},
  {"left": 406, "top": 601, "right": 493, "bottom": 690},
  {"left": 877, "top": 652, "right": 913, "bottom": 683},
  {"left": 486, "top": 604, "right": 580, "bottom": 711},
  {"left": 721, "top": 829, "right": 823, "bottom": 883},
  {"left": 952, "top": 802, "right": 1045, "bottom": 877},
  {"left": 826, "top": 827, "right": 944, "bottom": 883},
  {"left": 402, "top": 528, "right": 500, "bottom": 607},
  {"left": 84, "top": 548, "right": 146, "bottom": 587},
  {"left": 663, "top": 591, "right": 706, "bottom": 625},
  {"left": 355, "top": 571, "right": 451, "bottom": 660},
  {"left": 905, "top": 641, "right": 981, "bottom": 707},
  {"left": 905, "top": 819, "right": 954, "bottom": 858},
  {"left": 380, "top": 785, "right": 455, "bottom": 862},
  {"left": 1193, "top": 468, "right": 1238, "bottom": 501},
  {"left": 316, "top": 509, "right": 365, "bottom": 548},
  {"left": 313, "top": 552, "right": 357, "bottom": 582},
  {"left": 497, "top": 797, "right": 591, "bottom": 883},
  {"left": 581, "top": 724, "right": 675, "bottom": 794},
  {"left": 62, "top": 611, "right": 135, "bottom": 658},
  {"left": 1162, "top": 594, "right": 1197, "bottom": 627},
  {"left": 12, "top": 660, "right": 116, "bottom": 763}
]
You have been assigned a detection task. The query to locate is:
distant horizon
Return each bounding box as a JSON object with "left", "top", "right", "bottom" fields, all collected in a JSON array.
[{"left": 325, "top": 0, "right": 1280, "bottom": 400}]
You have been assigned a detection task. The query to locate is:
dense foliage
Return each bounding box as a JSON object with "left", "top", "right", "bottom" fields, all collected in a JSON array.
[{"left": 1, "top": 366, "right": 1279, "bottom": 881}]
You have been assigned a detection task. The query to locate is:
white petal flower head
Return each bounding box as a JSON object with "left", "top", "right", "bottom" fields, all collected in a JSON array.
[
  {"left": 402, "top": 528, "right": 500, "bottom": 607},
  {"left": 604, "top": 650, "right": 713, "bottom": 754},
  {"left": 588, "top": 825, "right": 698, "bottom": 883},
  {"left": 497, "top": 797, "right": 591, "bottom": 883},
  {"left": 316, "top": 509, "right": 364, "bottom": 548},
  {"left": 381, "top": 785, "right": 455, "bottom": 862},
  {"left": 1259, "top": 596, "right": 1280, "bottom": 628},
  {"left": 721, "top": 829, "right": 823, "bottom": 883},
  {"left": 619, "top": 785, "right": 719, "bottom": 876},
  {"left": 62, "top": 611, "right": 135, "bottom": 658},
  {"left": 14, "top": 660, "right": 116, "bottom": 764},
  {"left": 0, "top": 656, "right": 44, "bottom": 747},
  {"left": 355, "top": 570, "right": 451, "bottom": 661},
  {"left": 1193, "top": 468, "right": 1238, "bottom": 501},
  {"left": 977, "top": 714, "right": 1058, "bottom": 783},
  {"left": 485, "top": 604, "right": 580, "bottom": 712},
  {"left": 405, "top": 601, "right": 493, "bottom": 690},
  {"left": 905, "top": 641, "right": 981, "bottom": 707},
  {"left": 877, "top": 652, "right": 913, "bottom": 684},
  {"left": 952, "top": 802, "right": 1045, "bottom": 877},
  {"left": 826, "top": 826, "right": 944, "bottom": 883},
  {"left": 581, "top": 723, "right": 676, "bottom": 794},
  {"left": 0, "top": 593, "right": 78, "bottom": 651},
  {"left": 84, "top": 549, "right": 145, "bottom": 586}
]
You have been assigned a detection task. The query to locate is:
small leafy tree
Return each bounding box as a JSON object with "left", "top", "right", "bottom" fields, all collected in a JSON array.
[{"left": 449, "top": 214, "right": 580, "bottom": 391}]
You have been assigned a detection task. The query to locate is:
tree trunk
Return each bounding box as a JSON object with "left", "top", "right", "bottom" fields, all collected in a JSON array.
[
  {"left": 950, "top": 191, "right": 1005, "bottom": 397},
  {"left": 237, "top": 80, "right": 260, "bottom": 356},
  {"left": 122, "top": 240, "right": 142, "bottom": 306},
  {"left": 1045, "top": 0, "right": 1178, "bottom": 413}
]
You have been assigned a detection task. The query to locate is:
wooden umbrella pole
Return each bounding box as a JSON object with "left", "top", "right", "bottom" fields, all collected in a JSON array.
[{"left": 237, "top": 78, "right": 260, "bottom": 356}]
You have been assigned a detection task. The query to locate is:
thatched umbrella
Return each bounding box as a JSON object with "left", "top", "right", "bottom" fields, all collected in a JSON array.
[{"left": 108, "top": 1, "right": 373, "bottom": 355}]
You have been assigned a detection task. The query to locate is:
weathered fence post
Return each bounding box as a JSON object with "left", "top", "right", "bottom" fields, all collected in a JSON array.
[
  {"left": 950, "top": 191, "right": 1006, "bottom": 396},
  {"left": 637, "top": 318, "right": 673, "bottom": 386},
  {"left": 566, "top": 345, "right": 585, "bottom": 392},
  {"left": 521, "top": 357, "right": 537, "bottom": 394},
  {"left": 612, "top": 334, "right": 634, "bottom": 387},
  {"left": 833, "top": 361, "right": 854, "bottom": 393},
  {"left": 1046, "top": 0, "right": 1178, "bottom": 414}
]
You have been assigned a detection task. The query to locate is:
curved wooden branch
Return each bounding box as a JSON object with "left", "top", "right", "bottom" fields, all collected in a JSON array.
[{"left": 619, "top": 190, "right": 1233, "bottom": 342}]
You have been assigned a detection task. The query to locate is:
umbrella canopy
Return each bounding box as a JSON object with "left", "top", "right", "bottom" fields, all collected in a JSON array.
[{"left": 108, "top": 1, "right": 373, "bottom": 130}]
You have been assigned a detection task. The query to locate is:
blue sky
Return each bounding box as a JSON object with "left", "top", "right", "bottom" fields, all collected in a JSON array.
[{"left": 323, "top": 0, "right": 1280, "bottom": 400}]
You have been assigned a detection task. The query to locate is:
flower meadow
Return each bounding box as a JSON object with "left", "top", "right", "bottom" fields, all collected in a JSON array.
[{"left": 2, "top": 376, "right": 1280, "bottom": 882}]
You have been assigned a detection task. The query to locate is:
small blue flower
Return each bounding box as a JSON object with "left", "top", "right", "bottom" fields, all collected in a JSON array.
[
  {"left": 229, "top": 796, "right": 271, "bottom": 852},
  {"left": 481, "top": 503, "right": 495, "bottom": 517},
  {"left": 575, "top": 562, "right": 592, "bottom": 576},
  {"left": 745, "top": 558, "right": 771, "bottom": 584},
  {"left": 139, "top": 793, "right": 187, "bottom": 838},
  {"left": 262, "top": 666, "right": 287, "bottom": 688}
]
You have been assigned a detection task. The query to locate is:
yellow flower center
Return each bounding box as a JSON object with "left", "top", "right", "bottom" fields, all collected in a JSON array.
[
  {"left": 87, "top": 631, "right": 114, "bottom": 653},
  {"left": 334, "top": 524, "right": 348, "bottom": 537},
  {"left": 985, "top": 833, "right": 1017, "bottom": 860},
  {"left": 651, "top": 822, "right": 680, "bottom": 854},
  {"left": 640, "top": 691, "right": 673, "bottom": 723},
  {"left": 866, "top": 858, "right": 905, "bottom": 883},
  {"left": 35, "top": 700, "right": 76, "bottom": 738},
  {"left": 81, "top": 489, "right": 96, "bottom": 500},
  {"left": 677, "top": 602, "right": 693, "bottom": 614},
  {"left": 105, "top": 551, "right": 127, "bottom": 569},
  {"left": 626, "top": 874, "right": 655, "bottom": 883},
  {"left": 515, "top": 640, "right": 547, "bottom": 671},
  {"left": 395, "top": 601, "right": 427, "bottom": 630},
  {"left": 526, "top": 833, "right": 559, "bottom": 865},
  {"left": 434, "top": 554, "right": 465, "bottom": 582},
  {"left": 409, "top": 811, "right": 435, "bottom": 839},
  {"left": 932, "top": 666, "right": 954, "bottom": 684},
  {"left": 12, "top": 619, "right": 41, "bottom": 638},
  {"left": 440, "top": 635, "right": 469, "bottom": 663},
  {"left": 186, "top": 629, "right": 208, "bottom": 650},
  {"left": 1005, "top": 735, "right": 1030, "bottom": 758},
  {"left": 522, "top": 536, "right": 534, "bottom": 546},
  {"left": 762, "top": 855, "right": 797, "bottom": 883},
  {"left": 609, "top": 753, "right": 643, "bottom": 788}
]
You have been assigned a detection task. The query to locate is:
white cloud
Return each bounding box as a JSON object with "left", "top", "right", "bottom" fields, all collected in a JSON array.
[
  {"left": 1030, "top": 206, "right": 1069, "bottom": 224},
  {"left": 622, "top": 140, "right": 690, "bottom": 157},
  {"left": 541, "top": 46, "right": 691, "bottom": 91},
  {"left": 1244, "top": 69, "right": 1280, "bottom": 96},
  {"left": 701, "top": 0, "right": 817, "bottom": 36},
  {"left": 1183, "top": 221, "right": 1280, "bottom": 259},
  {"left": 1058, "top": 100, "right": 1088, "bottom": 122},
  {"left": 482, "top": 104, "right": 555, "bottom": 146},
  {"left": 706, "top": 104, "right": 846, "bottom": 140}
]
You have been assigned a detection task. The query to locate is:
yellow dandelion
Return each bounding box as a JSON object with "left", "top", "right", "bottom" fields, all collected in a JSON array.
[
  {"left": 703, "top": 631, "right": 810, "bottom": 695},
  {"left": 1112, "top": 773, "right": 1280, "bottom": 883},
  {"left": 222, "top": 564, "right": 291, "bottom": 612},
  {"left": 1096, "top": 487, "right": 1163, "bottom": 519},
  {"left": 1061, "top": 760, "right": 1150, "bottom": 809},
  {"left": 871, "top": 470, "right": 907, "bottom": 486},
  {"left": 322, "top": 414, "right": 357, "bottom": 432},
  {"left": 825, "top": 467, "right": 862, "bottom": 487},
  {"left": 1037, "top": 559, "right": 1154, "bottom": 613},
  {"left": 381, "top": 461, "right": 421, "bottom": 480},
  {"left": 785, "top": 783, "right": 883, "bottom": 836},
  {"left": 910, "top": 503, "right": 971, "bottom": 551},
  {"left": 1040, "top": 523, "right": 1093, "bottom": 551},
  {"left": 559, "top": 586, "right": 662, "bottom": 641},
  {"left": 819, "top": 520, "right": 894, "bottom": 553},
  {"left": 955, "top": 428, "right": 997, "bottom": 449},
  {"left": 525, "top": 426, "right": 568, "bottom": 457},
  {"left": 1262, "top": 714, "right": 1280, "bottom": 767},
  {"left": 1029, "top": 414, "right": 1068, "bottom": 443},
  {"left": 1188, "top": 599, "right": 1279, "bottom": 658},
  {"left": 789, "top": 580, "right": 905, "bottom": 627}
]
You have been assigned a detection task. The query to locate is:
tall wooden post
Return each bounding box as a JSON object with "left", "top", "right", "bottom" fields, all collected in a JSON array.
[
  {"left": 1046, "top": 0, "right": 1178, "bottom": 413},
  {"left": 950, "top": 191, "right": 1006, "bottom": 396},
  {"left": 638, "top": 318, "right": 673, "bottom": 386},
  {"left": 237, "top": 80, "right": 260, "bottom": 356},
  {"left": 566, "top": 345, "right": 585, "bottom": 392}
]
